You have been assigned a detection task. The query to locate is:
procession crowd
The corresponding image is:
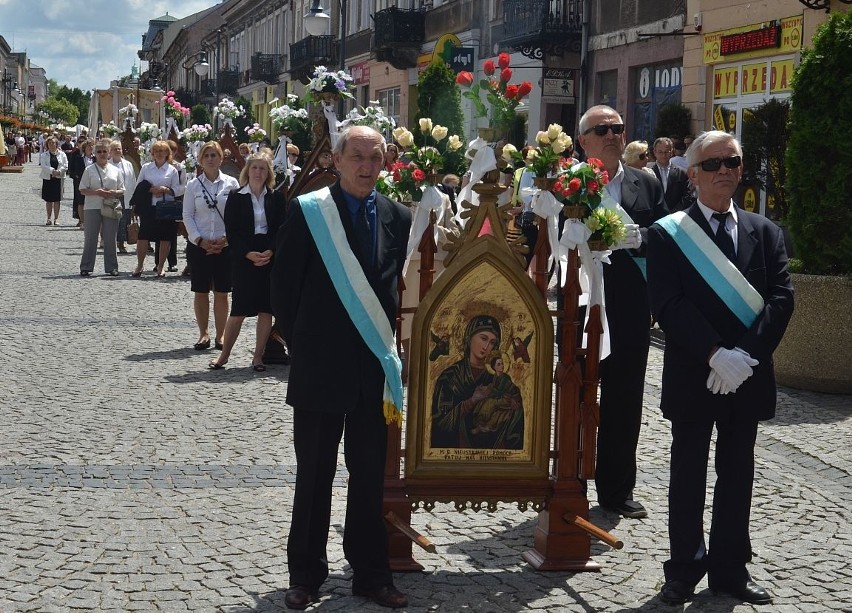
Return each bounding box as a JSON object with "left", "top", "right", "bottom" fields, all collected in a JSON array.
[{"left": 17, "top": 106, "right": 793, "bottom": 610}]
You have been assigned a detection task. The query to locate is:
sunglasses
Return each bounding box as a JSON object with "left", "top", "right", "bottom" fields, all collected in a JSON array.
[
  {"left": 583, "top": 123, "right": 625, "bottom": 136},
  {"left": 694, "top": 155, "right": 742, "bottom": 172},
  {"left": 638, "top": 152, "right": 647, "bottom": 160}
]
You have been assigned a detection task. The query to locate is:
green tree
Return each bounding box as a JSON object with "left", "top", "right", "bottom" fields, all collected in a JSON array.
[
  {"left": 233, "top": 96, "right": 255, "bottom": 143},
  {"left": 37, "top": 97, "right": 79, "bottom": 126},
  {"left": 49, "top": 81, "right": 91, "bottom": 125},
  {"left": 654, "top": 103, "right": 691, "bottom": 140},
  {"left": 413, "top": 61, "right": 466, "bottom": 175},
  {"left": 191, "top": 104, "right": 211, "bottom": 127},
  {"left": 786, "top": 11, "right": 852, "bottom": 275}
]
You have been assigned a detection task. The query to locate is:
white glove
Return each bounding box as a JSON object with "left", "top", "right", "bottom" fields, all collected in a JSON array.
[
  {"left": 706, "top": 369, "right": 735, "bottom": 395},
  {"left": 708, "top": 347, "right": 759, "bottom": 390},
  {"left": 613, "top": 223, "right": 641, "bottom": 250}
]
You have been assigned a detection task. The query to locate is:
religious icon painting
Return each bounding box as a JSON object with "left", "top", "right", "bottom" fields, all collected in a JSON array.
[{"left": 405, "top": 235, "right": 553, "bottom": 481}]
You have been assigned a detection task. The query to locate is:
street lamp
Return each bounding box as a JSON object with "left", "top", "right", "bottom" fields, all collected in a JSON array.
[
  {"left": 304, "top": 0, "right": 347, "bottom": 72},
  {"left": 2, "top": 69, "right": 16, "bottom": 114}
]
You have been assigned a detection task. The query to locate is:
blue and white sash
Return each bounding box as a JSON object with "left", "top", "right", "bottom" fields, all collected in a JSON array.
[
  {"left": 298, "top": 187, "right": 404, "bottom": 425},
  {"left": 657, "top": 211, "right": 764, "bottom": 328}
]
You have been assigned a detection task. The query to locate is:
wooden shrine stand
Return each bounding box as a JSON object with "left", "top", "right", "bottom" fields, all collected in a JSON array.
[{"left": 382, "top": 166, "right": 621, "bottom": 573}]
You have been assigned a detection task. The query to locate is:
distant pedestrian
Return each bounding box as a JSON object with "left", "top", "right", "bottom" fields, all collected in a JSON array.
[
  {"left": 39, "top": 136, "right": 68, "bottom": 226},
  {"left": 78, "top": 139, "right": 125, "bottom": 276},
  {"left": 109, "top": 140, "right": 137, "bottom": 254}
]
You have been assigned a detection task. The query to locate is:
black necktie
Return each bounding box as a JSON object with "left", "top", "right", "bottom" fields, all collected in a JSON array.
[
  {"left": 712, "top": 212, "right": 735, "bottom": 262},
  {"left": 355, "top": 201, "right": 373, "bottom": 265}
]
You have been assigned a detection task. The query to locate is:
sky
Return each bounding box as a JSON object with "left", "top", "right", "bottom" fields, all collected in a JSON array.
[{"left": 0, "top": 0, "right": 215, "bottom": 93}]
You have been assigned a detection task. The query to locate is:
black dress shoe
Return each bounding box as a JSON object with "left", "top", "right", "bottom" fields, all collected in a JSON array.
[
  {"left": 352, "top": 584, "right": 408, "bottom": 608},
  {"left": 659, "top": 580, "right": 694, "bottom": 605},
  {"left": 284, "top": 585, "right": 316, "bottom": 610},
  {"left": 600, "top": 499, "right": 648, "bottom": 519},
  {"left": 711, "top": 580, "right": 772, "bottom": 604},
  {"left": 194, "top": 339, "right": 211, "bottom": 350}
]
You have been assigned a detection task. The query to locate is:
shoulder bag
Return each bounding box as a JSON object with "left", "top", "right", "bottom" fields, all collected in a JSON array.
[{"left": 95, "top": 165, "right": 123, "bottom": 220}]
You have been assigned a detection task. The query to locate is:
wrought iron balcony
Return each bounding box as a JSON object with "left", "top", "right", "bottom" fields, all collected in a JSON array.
[
  {"left": 289, "top": 35, "right": 336, "bottom": 83},
  {"left": 797, "top": 0, "right": 852, "bottom": 11},
  {"left": 251, "top": 53, "right": 286, "bottom": 85},
  {"left": 372, "top": 7, "right": 425, "bottom": 70},
  {"left": 218, "top": 70, "right": 240, "bottom": 96},
  {"left": 503, "top": 0, "right": 584, "bottom": 59}
]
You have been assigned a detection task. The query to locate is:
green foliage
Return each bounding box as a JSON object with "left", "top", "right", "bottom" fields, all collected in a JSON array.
[
  {"left": 50, "top": 83, "right": 90, "bottom": 125},
  {"left": 414, "top": 62, "right": 465, "bottom": 175},
  {"left": 654, "top": 103, "right": 691, "bottom": 140},
  {"left": 740, "top": 98, "right": 790, "bottom": 220},
  {"left": 37, "top": 97, "right": 80, "bottom": 126},
  {"left": 786, "top": 11, "right": 852, "bottom": 275},
  {"left": 191, "top": 104, "right": 211, "bottom": 127},
  {"left": 233, "top": 96, "right": 255, "bottom": 143}
]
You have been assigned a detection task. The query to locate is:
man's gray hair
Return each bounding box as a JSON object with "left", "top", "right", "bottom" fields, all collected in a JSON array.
[
  {"left": 685, "top": 131, "right": 742, "bottom": 167},
  {"left": 578, "top": 105, "right": 623, "bottom": 135},
  {"left": 653, "top": 137, "right": 673, "bottom": 150},
  {"left": 332, "top": 125, "right": 386, "bottom": 157}
]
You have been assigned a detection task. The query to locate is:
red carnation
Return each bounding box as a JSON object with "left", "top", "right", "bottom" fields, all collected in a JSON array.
[
  {"left": 562, "top": 189, "right": 571, "bottom": 198},
  {"left": 504, "top": 84, "right": 519, "bottom": 100},
  {"left": 455, "top": 71, "right": 474, "bottom": 87},
  {"left": 500, "top": 68, "right": 512, "bottom": 83},
  {"left": 587, "top": 157, "right": 603, "bottom": 169},
  {"left": 516, "top": 81, "right": 533, "bottom": 99},
  {"left": 483, "top": 60, "right": 495, "bottom": 76},
  {"left": 412, "top": 168, "right": 426, "bottom": 182},
  {"left": 568, "top": 178, "right": 582, "bottom": 193},
  {"left": 587, "top": 180, "right": 599, "bottom": 193},
  {"left": 498, "top": 53, "right": 511, "bottom": 69}
]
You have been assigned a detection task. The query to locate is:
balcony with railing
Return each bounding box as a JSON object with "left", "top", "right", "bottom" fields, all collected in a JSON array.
[
  {"left": 372, "top": 7, "right": 425, "bottom": 69},
  {"left": 289, "top": 35, "right": 336, "bottom": 83},
  {"left": 502, "top": 0, "right": 584, "bottom": 59},
  {"left": 251, "top": 53, "right": 286, "bottom": 85}
]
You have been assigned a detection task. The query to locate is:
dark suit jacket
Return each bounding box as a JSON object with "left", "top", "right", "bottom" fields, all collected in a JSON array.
[
  {"left": 652, "top": 163, "right": 695, "bottom": 212},
  {"left": 603, "top": 165, "right": 669, "bottom": 352},
  {"left": 271, "top": 182, "right": 411, "bottom": 413},
  {"left": 223, "top": 189, "right": 286, "bottom": 257},
  {"left": 647, "top": 204, "right": 794, "bottom": 422}
]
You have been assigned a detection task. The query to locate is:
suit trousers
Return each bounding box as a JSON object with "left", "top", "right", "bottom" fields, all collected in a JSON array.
[
  {"left": 287, "top": 398, "right": 391, "bottom": 593},
  {"left": 80, "top": 209, "right": 118, "bottom": 274},
  {"left": 664, "top": 414, "right": 759, "bottom": 586}
]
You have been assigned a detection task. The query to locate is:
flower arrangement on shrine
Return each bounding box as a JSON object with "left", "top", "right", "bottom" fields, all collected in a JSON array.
[{"left": 455, "top": 53, "right": 533, "bottom": 134}]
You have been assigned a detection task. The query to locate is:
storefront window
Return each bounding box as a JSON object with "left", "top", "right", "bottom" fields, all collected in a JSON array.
[
  {"left": 378, "top": 87, "right": 401, "bottom": 130},
  {"left": 597, "top": 71, "right": 617, "bottom": 110},
  {"left": 632, "top": 63, "right": 682, "bottom": 142}
]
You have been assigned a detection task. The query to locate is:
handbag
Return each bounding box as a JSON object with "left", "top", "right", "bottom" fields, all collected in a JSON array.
[
  {"left": 101, "top": 198, "right": 122, "bottom": 219},
  {"left": 126, "top": 221, "right": 139, "bottom": 244},
  {"left": 154, "top": 198, "right": 183, "bottom": 221}
]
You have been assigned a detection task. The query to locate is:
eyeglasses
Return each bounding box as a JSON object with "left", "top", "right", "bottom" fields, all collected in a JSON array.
[
  {"left": 694, "top": 155, "right": 742, "bottom": 172},
  {"left": 95, "top": 149, "right": 109, "bottom": 153},
  {"left": 583, "top": 123, "right": 625, "bottom": 136},
  {"left": 638, "top": 153, "right": 647, "bottom": 160}
]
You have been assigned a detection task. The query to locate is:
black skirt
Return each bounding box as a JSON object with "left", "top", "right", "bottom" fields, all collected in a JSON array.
[
  {"left": 230, "top": 233, "right": 273, "bottom": 317},
  {"left": 41, "top": 177, "right": 61, "bottom": 202}
]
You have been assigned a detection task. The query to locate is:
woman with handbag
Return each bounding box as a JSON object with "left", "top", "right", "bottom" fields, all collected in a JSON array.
[
  {"left": 78, "top": 139, "right": 125, "bottom": 276},
  {"left": 109, "top": 140, "right": 137, "bottom": 255},
  {"left": 209, "top": 152, "right": 285, "bottom": 371},
  {"left": 183, "top": 141, "right": 240, "bottom": 351},
  {"left": 132, "top": 140, "right": 184, "bottom": 277},
  {"left": 39, "top": 136, "right": 68, "bottom": 225}
]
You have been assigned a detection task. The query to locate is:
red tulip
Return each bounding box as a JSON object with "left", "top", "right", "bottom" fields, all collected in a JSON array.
[
  {"left": 568, "top": 178, "right": 582, "bottom": 193},
  {"left": 504, "top": 84, "right": 519, "bottom": 100},
  {"left": 498, "top": 53, "right": 511, "bottom": 69},
  {"left": 500, "top": 68, "right": 512, "bottom": 83},
  {"left": 517, "top": 81, "right": 533, "bottom": 99},
  {"left": 455, "top": 71, "right": 474, "bottom": 87},
  {"left": 412, "top": 168, "right": 426, "bottom": 181},
  {"left": 483, "top": 60, "right": 495, "bottom": 76}
]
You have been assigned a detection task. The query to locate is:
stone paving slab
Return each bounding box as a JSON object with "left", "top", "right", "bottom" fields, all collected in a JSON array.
[{"left": 1, "top": 164, "right": 851, "bottom": 611}]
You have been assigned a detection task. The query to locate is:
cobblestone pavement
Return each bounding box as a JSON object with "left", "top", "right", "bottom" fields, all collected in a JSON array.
[{"left": 2, "top": 164, "right": 851, "bottom": 612}]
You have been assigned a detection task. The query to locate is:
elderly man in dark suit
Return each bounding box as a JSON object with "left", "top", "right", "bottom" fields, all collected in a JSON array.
[
  {"left": 271, "top": 126, "right": 411, "bottom": 610},
  {"left": 652, "top": 137, "right": 695, "bottom": 212},
  {"left": 577, "top": 105, "right": 668, "bottom": 519},
  {"left": 647, "top": 131, "right": 794, "bottom": 605}
]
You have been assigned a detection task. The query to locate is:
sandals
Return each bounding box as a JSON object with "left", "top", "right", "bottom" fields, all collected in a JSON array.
[
  {"left": 252, "top": 363, "right": 267, "bottom": 372},
  {"left": 208, "top": 359, "right": 227, "bottom": 370},
  {"left": 194, "top": 339, "right": 211, "bottom": 351},
  {"left": 131, "top": 267, "right": 143, "bottom": 277}
]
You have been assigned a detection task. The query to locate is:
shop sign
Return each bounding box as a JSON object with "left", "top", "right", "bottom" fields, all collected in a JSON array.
[
  {"left": 542, "top": 68, "right": 575, "bottom": 100},
  {"left": 740, "top": 62, "right": 767, "bottom": 95},
  {"left": 351, "top": 62, "right": 371, "bottom": 85},
  {"left": 721, "top": 24, "right": 780, "bottom": 56},
  {"left": 448, "top": 48, "right": 475, "bottom": 72},
  {"left": 770, "top": 59, "right": 794, "bottom": 93},
  {"left": 713, "top": 66, "right": 739, "bottom": 98},
  {"left": 703, "top": 15, "right": 802, "bottom": 64},
  {"left": 742, "top": 187, "right": 758, "bottom": 212},
  {"left": 636, "top": 65, "right": 682, "bottom": 99},
  {"left": 713, "top": 104, "right": 736, "bottom": 132}
]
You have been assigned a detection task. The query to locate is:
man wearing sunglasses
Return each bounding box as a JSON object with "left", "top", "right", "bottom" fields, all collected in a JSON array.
[
  {"left": 647, "top": 131, "right": 793, "bottom": 605},
  {"left": 577, "top": 105, "right": 668, "bottom": 520},
  {"left": 652, "top": 137, "right": 695, "bottom": 212}
]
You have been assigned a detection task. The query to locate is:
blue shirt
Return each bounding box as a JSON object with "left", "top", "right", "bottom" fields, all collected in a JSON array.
[{"left": 342, "top": 188, "right": 377, "bottom": 264}]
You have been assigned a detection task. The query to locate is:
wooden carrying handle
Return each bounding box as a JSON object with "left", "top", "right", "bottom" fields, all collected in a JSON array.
[
  {"left": 563, "top": 513, "right": 624, "bottom": 550},
  {"left": 385, "top": 511, "right": 436, "bottom": 553}
]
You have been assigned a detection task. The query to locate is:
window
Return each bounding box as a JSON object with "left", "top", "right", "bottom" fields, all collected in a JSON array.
[{"left": 378, "top": 87, "right": 401, "bottom": 130}]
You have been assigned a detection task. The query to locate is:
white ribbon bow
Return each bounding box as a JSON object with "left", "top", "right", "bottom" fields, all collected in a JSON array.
[
  {"left": 530, "top": 189, "right": 562, "bottom": 271},
  {"left": 403, "top": 185, "right": 445, "bottom": 276},
  {"left": 454, "top": 137, "right": 497, "bottom": 227}
]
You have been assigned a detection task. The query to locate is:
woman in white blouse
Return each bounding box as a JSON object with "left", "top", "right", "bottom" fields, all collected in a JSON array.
[
  {"left": 78, "top": 139, "right": 125, "bottom": 276},
  {"left": 183, "top": 141, "right": 240, "bottom": 351},
  {"left": 109, "top": 140, "right": 137, "bottom": 254},
  {"left": 133, "top": 140, "right": 184, "bottom": 277}
]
